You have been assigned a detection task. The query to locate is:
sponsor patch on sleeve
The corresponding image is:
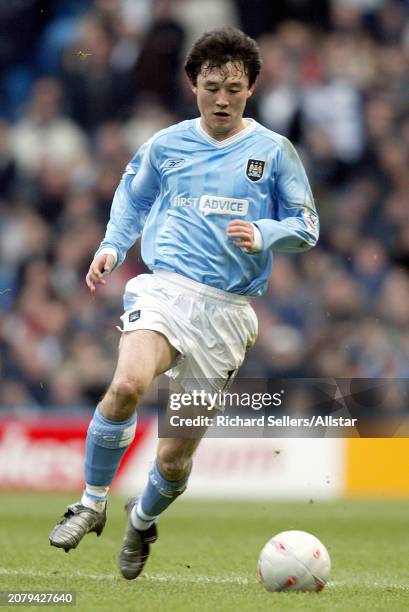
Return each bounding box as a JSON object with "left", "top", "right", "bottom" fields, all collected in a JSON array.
[{"left": 302, "top": 208, "right": 318, "bottom": 232}]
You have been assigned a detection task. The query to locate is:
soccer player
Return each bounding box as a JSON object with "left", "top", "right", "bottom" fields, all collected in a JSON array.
[{"left": 49, "top": 27, "right": 319, "bottom": 580}]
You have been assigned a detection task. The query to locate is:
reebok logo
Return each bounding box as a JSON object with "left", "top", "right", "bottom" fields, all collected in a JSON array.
[{"left": 164, "top": 159, "right": 185, "bottom": 168}]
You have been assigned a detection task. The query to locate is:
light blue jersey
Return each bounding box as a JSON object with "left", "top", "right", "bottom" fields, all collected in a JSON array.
[{"left": 97, "top": 118, "right": 319, "bottom": 296}]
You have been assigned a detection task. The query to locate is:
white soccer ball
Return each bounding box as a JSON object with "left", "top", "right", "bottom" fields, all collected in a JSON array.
[{"left": 258, "top": 530, "right": 331, "bottom": 592}]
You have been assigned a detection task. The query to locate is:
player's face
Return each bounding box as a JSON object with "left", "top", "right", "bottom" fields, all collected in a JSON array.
[{"left": 192, "top": 62, "right": 255, "bottom": 141}]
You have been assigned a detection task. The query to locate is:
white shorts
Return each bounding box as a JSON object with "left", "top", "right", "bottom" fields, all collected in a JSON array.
[{"left": 119, "top": 270, "right": 258, "bottom": 394}]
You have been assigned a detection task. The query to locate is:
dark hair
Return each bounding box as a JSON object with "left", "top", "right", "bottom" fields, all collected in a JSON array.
[{"left": 184, "top": 27, "right": 262, "bottom": 88}]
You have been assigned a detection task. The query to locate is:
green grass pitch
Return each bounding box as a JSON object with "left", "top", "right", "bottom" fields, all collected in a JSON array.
[{"left": 0, "top": 493, "right": 409, "bottom": 611}]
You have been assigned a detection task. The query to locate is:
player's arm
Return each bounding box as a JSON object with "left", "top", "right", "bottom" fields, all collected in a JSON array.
[
  {"left": 256, "top": 138, "right": 319, "bottom": 252},
  {"left": 228, "top": 138, "right": 319, "bottom": 254},
  {"left": 86, "top": 140, "right": 160, "bottom": 291}
]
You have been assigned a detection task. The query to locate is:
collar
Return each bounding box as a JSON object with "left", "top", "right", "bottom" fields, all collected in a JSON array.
[{"left": 194, "top": 117, "right": 257, "bottom": 147}]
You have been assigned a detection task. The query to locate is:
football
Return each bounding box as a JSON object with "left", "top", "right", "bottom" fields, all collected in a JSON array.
[{"left": 258, "top": 530, "right": 331, "bottom": 592}]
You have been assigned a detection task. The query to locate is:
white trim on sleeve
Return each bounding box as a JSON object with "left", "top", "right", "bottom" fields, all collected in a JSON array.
[{"left": 95, "top": 247, "right": 118, "bottom": 266}]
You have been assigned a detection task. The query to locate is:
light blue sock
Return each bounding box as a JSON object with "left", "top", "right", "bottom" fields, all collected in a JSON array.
[
  {"left": 132, "top": 460, "right": 189, "bottom": 529},
  {"left": 84, "top": 406, "right": 137, "bottom": 486}
]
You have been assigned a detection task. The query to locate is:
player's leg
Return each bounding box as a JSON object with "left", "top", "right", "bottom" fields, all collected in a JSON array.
[
  {"left": 116, "top": 274, "right": 257, "bottom": 578},
  {"left": 132, "top": 436, "right": 202, "bottom": 527},
  {"left": 119, "top": 434, "right": 206, "bottom": 580},
  {"left": 49, "top": 330, "right": 178, "bottom": 552},
  {"left": 82, "top": 329, "right": 177, "bottom": 509}
]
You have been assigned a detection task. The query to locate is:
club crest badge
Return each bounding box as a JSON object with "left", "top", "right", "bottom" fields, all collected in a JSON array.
[{"left": 246, "top": 159, "right": 265, "bottom": 182}]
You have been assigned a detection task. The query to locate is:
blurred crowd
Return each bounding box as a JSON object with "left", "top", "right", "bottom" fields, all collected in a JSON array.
[{"left": 0, "top": 0, "right": 409, "bottom": 410}]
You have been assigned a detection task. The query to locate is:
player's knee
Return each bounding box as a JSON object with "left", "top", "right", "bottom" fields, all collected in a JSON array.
[
  {"left": 106, "top": 376, "right": 146, "bottom": 410},
  {"left": 156, "top": 448, "right": 192, "bottom": 482}
]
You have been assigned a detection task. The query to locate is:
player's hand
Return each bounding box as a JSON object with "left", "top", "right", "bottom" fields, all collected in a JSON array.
[
  {"left": 226, "top": 220, "right": 258, "bottom": 252},
  {"left": 85, "top": 253, "right": 116, "bottom": 293}
]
